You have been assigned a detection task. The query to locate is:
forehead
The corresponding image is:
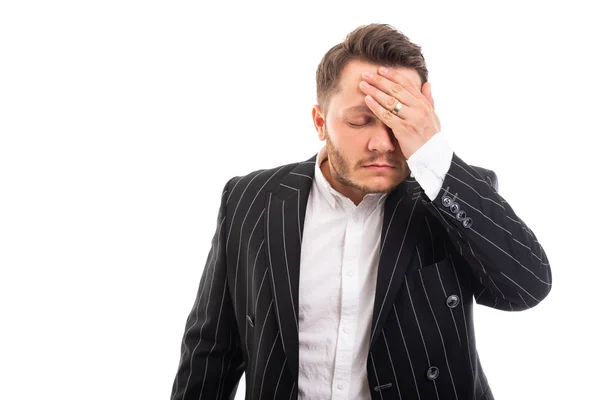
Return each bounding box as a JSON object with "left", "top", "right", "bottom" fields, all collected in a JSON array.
[{"left": 331, "top": 59, "right": 422, "bottom": 114}]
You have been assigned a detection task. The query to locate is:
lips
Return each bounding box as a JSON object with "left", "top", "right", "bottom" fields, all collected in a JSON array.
[{"left": 364, "top": 164, "right": 395, "bottom": 168}]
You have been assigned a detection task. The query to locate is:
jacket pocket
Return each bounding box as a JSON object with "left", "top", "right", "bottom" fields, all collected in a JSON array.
[{"left": 407, "top": 256, "right": 452, "bottom": 279}]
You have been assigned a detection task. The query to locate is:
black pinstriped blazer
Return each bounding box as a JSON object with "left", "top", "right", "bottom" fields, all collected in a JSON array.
[{"left": 170, "top": 151, "right": 552, "bottom": 400}]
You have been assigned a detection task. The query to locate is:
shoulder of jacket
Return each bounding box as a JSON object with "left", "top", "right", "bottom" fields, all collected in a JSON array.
[{"left": 225, "top": 159, "right": 303, "bottom": 202}]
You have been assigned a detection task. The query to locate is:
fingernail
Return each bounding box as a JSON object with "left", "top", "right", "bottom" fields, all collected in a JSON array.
[{"left": 379, "top": 67, "right": 388, "bottom": 74}]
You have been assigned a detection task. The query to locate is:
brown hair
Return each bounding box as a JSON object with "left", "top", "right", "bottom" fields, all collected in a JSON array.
[{"left": 316, "top": 23, "right": 428, "bottom": 118}]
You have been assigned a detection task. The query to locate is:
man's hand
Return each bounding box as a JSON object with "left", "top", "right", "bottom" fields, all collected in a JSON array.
[{"left": 358, "top": 66, "right": 441, "bottom": 159}]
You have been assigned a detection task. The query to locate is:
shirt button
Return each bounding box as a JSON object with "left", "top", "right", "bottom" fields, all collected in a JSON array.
[
  {"left": 353, "top": 214, "right": 359, "bottom": 222},
  {"left": 337, "top": 383, "right": 345, "bottom": 390},
  {"left": 343, "top": 327, "right": 349, "bottom": 334},
  {"left": 347, "top": 270, "right": 353, "bottom": 276}
]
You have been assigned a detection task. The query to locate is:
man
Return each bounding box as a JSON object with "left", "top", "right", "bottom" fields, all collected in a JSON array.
[{"left": 169, "top": 23, "right": 552, "bottom": 400}]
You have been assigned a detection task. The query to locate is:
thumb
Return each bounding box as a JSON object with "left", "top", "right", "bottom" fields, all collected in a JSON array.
[{"left": 422, "top": 81, "right": 435, "bottom": 109}]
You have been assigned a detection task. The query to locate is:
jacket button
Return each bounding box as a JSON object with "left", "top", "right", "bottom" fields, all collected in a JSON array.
[
  {"left": 449, "top": 202, "right": 460, "bottom": 213},
  {"left": 442, "top": 196, "right": 453, "bottom": 207},
  {"left": 446, "top": 294, "right": 460, "bottom": 308},
  {"left": 426, "top": 366, "right": 439, "bottom": 380},
  {"left": 462, "top": 217, "right": 473, "bottom": 229},
  {"left": 456, "top": 210, "right": 467, "bottom": 220}
]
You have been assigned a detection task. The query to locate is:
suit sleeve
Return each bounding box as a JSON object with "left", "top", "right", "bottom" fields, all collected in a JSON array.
[
  {"left": 170, "top": 177, "right": 244, "bottom": 400},
  {"left": 421, "top": 152, "right": 552, "bottom": 311}
]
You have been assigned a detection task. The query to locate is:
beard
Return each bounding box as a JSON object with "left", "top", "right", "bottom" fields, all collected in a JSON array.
[{"left": 324, "top": 129, "right": 400, "bottom": 194}]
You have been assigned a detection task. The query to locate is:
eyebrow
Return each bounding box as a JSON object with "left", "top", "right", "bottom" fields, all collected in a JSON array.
[{"left": 342, "top": 104, "right": 376, "bottom": 116}]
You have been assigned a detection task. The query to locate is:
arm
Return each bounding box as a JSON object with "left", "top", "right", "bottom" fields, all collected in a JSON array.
[
  {"left": 356, "top": 66, "right": 551, "bottom": 311},
  {"left": 170, "top": 177, "right": 244, "bottom": 400},
  {"left": 408, "top": 134, "right": 552, "bottom": 311}
]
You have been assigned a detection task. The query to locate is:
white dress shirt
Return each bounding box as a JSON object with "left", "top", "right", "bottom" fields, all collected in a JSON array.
[{"left": 297, "top": 131, "right": 453, "bottom": 399}]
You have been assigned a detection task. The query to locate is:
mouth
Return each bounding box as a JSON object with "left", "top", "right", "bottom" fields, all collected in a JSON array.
[{"left": 363, "top": 164, "right": 395, "bottom": 170}]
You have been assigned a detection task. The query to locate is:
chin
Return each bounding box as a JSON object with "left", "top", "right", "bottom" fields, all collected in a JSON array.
[{"left": 362, "top": 180, "right": 398, "bottom": 194}]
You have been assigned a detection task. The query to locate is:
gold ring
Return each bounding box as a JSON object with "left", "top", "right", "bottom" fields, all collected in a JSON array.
[{"left": 391, "top": 100, "right": 403, "bottom": 115}]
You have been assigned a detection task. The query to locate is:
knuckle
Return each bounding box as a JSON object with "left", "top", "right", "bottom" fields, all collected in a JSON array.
[
  {"left": 382, "top": 110, "right": 394, "bottom": 121},
  {"left": 386, "top": 96, "right": 397, "bottom": 108},
  {"left": 391, "top": 83, "right": 403, "bottom": 95}
]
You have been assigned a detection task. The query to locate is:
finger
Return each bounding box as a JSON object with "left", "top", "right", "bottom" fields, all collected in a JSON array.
[
  {"left": 361, "top": 71, "right": 419, "bottom": 108},
  {"left": 364, "top": 94, "right": 407, "bottom": 131},
  {"left": 377, "top": 67, "right": 427, "bottom": 103},
  {"left": 359, "top": 80, "right": 417, "bottom": 120},
  {"left": 421, "top": 81, "right": 435, "bottom": 109}
]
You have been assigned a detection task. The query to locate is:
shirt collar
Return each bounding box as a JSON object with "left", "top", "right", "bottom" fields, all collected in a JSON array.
[{"left": 313, "top": 146, "right": 338, "bottom": 208}]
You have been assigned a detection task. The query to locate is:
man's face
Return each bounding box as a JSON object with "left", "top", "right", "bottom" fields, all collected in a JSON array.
[{"left": 313, "top": 59, "right": 423, "bottom": 196}]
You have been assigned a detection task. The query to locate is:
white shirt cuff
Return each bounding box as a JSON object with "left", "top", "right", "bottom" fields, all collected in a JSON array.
[{"left": 407, "top": 131, "right": 454, "bottom": 201}]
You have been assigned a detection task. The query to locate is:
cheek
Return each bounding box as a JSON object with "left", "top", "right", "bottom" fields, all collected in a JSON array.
[
  {"left": 341, "top": 149, "right": 364, "bottom": 170},
  {"left": 328, "top": 122, "right": 369, "bottom": 161}
]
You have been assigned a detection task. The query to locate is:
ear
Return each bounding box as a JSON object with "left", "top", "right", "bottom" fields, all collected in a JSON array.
[
  {"left": 312, "top": 105, "right": 327, "bottom": 141},
  {"left": 421, "top": 81, "right": 435, "bottom": 109}
]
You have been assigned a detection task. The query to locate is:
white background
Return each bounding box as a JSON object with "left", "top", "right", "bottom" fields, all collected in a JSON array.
[{"left": 1, "top": 1, "right": 599, "bottom": 399}]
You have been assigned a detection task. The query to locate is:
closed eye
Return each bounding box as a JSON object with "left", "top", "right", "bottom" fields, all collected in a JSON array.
[{"left": 348, "top": 120, "right": 373, "bottom": 128}]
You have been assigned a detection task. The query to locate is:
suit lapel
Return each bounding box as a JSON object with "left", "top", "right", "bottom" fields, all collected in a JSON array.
[
  {"left": 369, "top": 177, "right": 426, "bottom": 349},
  {"left": 265, "top": 154, "right": 316, "bottom": 382}
]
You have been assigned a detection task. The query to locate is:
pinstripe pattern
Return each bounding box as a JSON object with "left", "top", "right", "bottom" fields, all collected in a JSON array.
[{"left": 170, "top": 151, "right": 551, "bottom": 399}]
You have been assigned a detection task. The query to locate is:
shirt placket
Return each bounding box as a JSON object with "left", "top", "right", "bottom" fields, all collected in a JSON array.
[{"left": 331, "top": 202, "right": 362, "bottom": 399}]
